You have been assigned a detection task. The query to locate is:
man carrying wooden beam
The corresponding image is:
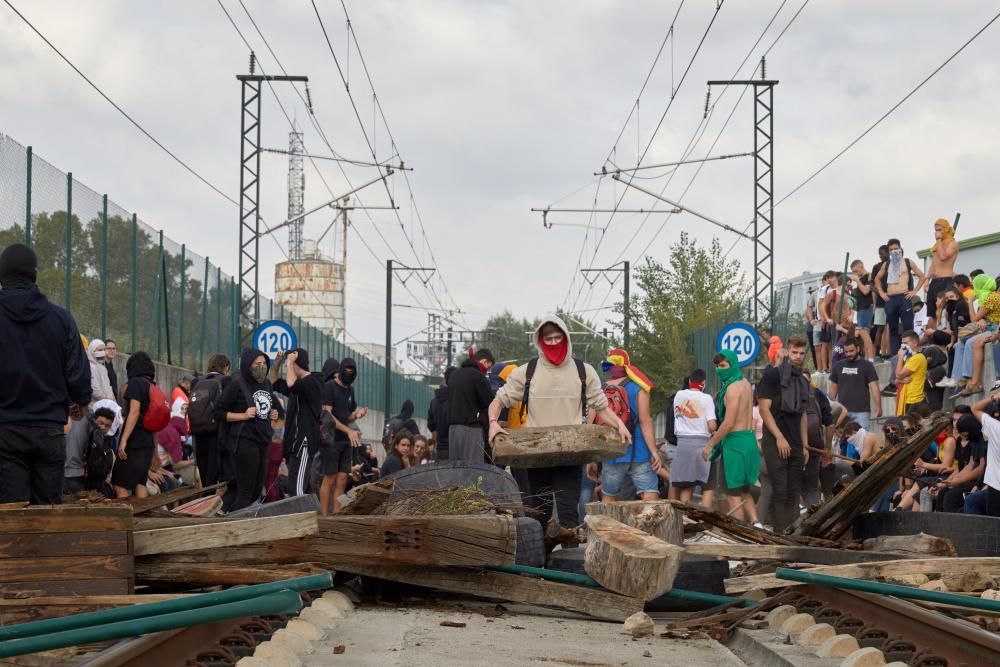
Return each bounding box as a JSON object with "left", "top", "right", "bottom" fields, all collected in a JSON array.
[{"left": 487, "top": 315, "right": 630, "bottom": 530}]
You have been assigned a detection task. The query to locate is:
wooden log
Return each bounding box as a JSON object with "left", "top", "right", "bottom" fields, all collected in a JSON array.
[
  {"left": 338, "top": 563, "right": 643, "bottom": 621},
  {"left": 585, "top": 501, "right": 683, "bottom": 545},
  {"left": 135, "top": 560, "right": 328, "bottom": 586},
  {"left": 492, "top": 424, "right": 626, "bottom": 468},
  {"left": 724, "top": 557, "right": 1000, "bottom": 594},
  {"left": 133, "top": 512, "right": 320, "bottom": 556},
  {"left": 670, "top": 501, "right": 799, "bottom": 546},
  {"left": 682, "top": 543, "right": 912, "bottom": 565},
  {"left": 338, "top": 480, "right": 395, "bottom": 515},
  {"left": 583, "top": 515, "right": 684, "bottom": 601},
  {"left": 862, "top": 533, "right": 957, "bottom": 558},
  {"left": 0, "top": 505, "right": 132, "bottom": 533}
]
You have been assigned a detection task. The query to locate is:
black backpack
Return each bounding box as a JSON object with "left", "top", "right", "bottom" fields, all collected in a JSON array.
[
  {"left": 664, "top": 391, "right": 678, "bottom": 445},
  {"left": 519, "top": 357, "right": 588, "bottom": 422},
  {"left": 920, "top": 345, "right": 948, "bottom": 371},
  {"left": 85, "top": 424, "right": 115, "bottom": 491},
  {"left": 382, "top": 416, "right": 405, "bottom": 450},
  {"left": 188, "top": 377, "right": 222, "bottom": 434}
]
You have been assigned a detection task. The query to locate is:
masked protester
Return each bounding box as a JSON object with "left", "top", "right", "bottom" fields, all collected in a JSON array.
[
  {"left": 320, "top": 357, "right": 367, "bottom": 515},
  {"left": 213, "top": 348, "right": 284, "bottom": 511}
]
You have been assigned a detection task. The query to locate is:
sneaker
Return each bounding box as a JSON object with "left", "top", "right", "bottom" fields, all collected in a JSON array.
[
  {"left": 937, "top": 377, "right": 960, "bottom": 388},
  {"left": 882, "top": 384, "right": 897, "bottom": 396},
  {"left": 752, "top": 521, "right": 767, "bottom": 530},
  {"left": 948, "top": 383, "right": 969, "bottom": 400},
  {"left": 959, "top": 383, "right": 984, "bottom": 398},
  {"left": 990, "top": 379, "right": 1000, "bottom": 393}
]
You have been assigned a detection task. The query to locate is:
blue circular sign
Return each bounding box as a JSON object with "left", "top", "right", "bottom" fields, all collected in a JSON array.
[
  {"left": 715, "top": 322, "right": 760, "bottom": 368},
  {"left": 253, "top": 320, "right": 298, "bottom": 360}
]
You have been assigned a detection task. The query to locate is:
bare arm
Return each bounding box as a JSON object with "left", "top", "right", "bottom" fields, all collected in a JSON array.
[
  {"left": 704, "top": 386, "right": 740, "bottom": 452},
  {"left": 636, "top": 391, "right": 660, "bottom": 471},
  {"left": 874, "top": 264, "right": 888, "bottom": 301},
  {"left": 908, "top": 261, "right": 927, "bottom": 296},
  {"left": 896, "top": 354, "right": 913, "bottom": 380},
  {"left": 828, "top": 381, "right": 839, "bottom": 400},
  {"left": 869, "top": 380, "right": 882, "bottom": 415},
  {"left": 285, "top": 358, "right": 298, "bottom": 389}
]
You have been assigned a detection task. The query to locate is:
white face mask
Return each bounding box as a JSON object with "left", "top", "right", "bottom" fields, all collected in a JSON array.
[{"left": 95, "top": 350, "right": 107, "bottom": 359}]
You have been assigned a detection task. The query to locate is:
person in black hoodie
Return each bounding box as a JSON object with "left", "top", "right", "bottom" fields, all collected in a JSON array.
[
  {"left": 427, "top": 366, "right": 454, "bottom": 460},
  {"left": 270, "top": 349, "right": 323, "bottom": 497},
  {"left": 447, "top": 349, "right": 495, "bottom": 463},
  {"left": 0, "top": 243, "right": 92, "bottom": 504},
  {"left": 111, "top": 352, "right": 157, "bottom": 499},
  {"left": 189, "top": 354, "right": 232, "bottom": 486},
  {"left": 390, "top": 400, "right": 421, "bottom": 439},
  {"left": 214, "top": 348, "right": 284, "bottom": 511}
]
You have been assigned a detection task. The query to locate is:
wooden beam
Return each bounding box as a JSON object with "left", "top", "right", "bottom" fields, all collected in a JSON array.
[
  {"left": 133, "top": 512, "right": 319, "bottom": 556},
  {"left": 724, "top": 557, "right": 1000, "bottom": 593},
  {"left": 339, "top": 480, "right": 395, "bottom": 515},
  {"left": 683, "top": 543, "right": 913, "bottom": 565},
  {"left": 0, "top": 531, "right": 129, "bottom": 558},
  {"left": 492, "top": 424, "right": 627, "bottom": 468},
  {"left": 585, "top": 501, "right": 683, "bottom": 545},
  {"left": 0, "top": 555, "right": 133, "bottom": 583},
  {"left": 0, "top": 579, "right": 131, "bottom": 597},
  {"left": 339, "top": 563, "right": 643, "bottom": 622},
  {"left": 135, "top": 561, "right": 329, "bottom": 586},
  {"left": 122, "top": 482, "right": 226, "bottom": 515},
  {"left": 0, "top": 506, "right": 132, "bottom": 534}
]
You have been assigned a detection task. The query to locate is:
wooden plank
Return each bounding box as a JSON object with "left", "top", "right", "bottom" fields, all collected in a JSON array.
[
  {"left": 0, "top": 579, "right": 130, "bottom": 597},
  {"left": 132, "top": 516, "right": 234, "bottom": 531},
  {"left": 585, "top": 501, "right": 683, "bottom": 545},
  {"left": 584, "top": 515, "right": 684, "bottom": 600},
  {"left": 492, "top": 424, "right": 627, "bottom": 468},
  {"left": 0, "top": 531, "right": 129, "bottom": 558},
  {"left": 339, "top": 563, "right": 643, "bottom": 622},
  {"left": 724, "top": 557, "right": 1000, "bottom": 594},
  {"left": 133, "top": 512, "right": 320, "bottom": 556},
  {"left": 339, "top": 480, "right": 395, "bottom": 515},
  {"left": 135, "top": 561, "right": 328, "bottom": 586},
  {"left": 0, "top": 506, "right": 132, "bottom": 534},
  {"left": 683, "top": 543, "right": 913, "bottom": 565},
  {"left": 123, "top": 482, "right": 226, "bottom": 515},
  {"left": 0, "top": 595, "right": 189, "bottom": 625},
  {"left": 0, "top": 556, "right": 133, "bottom": 583}
]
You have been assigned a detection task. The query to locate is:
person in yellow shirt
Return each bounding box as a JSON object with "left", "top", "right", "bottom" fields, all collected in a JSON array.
[{"left": 895, "top": 330, "right": 928, "bottom": 416}]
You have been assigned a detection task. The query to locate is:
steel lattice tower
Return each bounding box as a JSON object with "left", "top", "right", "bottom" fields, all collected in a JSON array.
[{"left": 287, "top": 127, "right": 305, "bottom": 259}]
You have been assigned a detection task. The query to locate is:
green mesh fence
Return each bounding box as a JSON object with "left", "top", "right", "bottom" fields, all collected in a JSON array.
[{"left": 0, "top": 134, "right": 430, "bottom": 414}]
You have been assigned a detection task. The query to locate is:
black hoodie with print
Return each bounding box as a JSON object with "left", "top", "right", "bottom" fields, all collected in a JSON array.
[{"left": 213, "top": 348, "right": 284, "bottom": 447}]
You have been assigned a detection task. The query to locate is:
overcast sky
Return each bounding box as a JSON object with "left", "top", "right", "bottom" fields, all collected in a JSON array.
[{"left": 2, "top": 1, "right": 998, "bottom": 365}]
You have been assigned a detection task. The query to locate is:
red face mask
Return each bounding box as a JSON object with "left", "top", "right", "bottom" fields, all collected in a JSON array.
[
  {"left": 478, "top": 359, "right": 490, "bottom": 374},
  {"left": 540, "top": 337, "right": 569, "bottom": 366}
]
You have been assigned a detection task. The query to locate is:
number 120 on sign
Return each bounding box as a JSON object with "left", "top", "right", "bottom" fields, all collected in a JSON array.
[{"left": 715, "top": 323, "right": 760, "bottom": 367}]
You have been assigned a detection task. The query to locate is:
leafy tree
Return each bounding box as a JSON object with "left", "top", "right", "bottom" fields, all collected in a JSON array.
[{"left": 610, "top": 232, "right": 748, "bottom": 405}]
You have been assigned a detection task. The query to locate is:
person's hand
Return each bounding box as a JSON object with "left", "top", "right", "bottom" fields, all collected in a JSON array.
[
  {"left": 616, "top": 420, "right": 632, "bottom": 444},
  {"left": 873, "top": 405, "right": 883, "bottom": 418},
  {"left": 244, "top": 406, "right": 257, "bottom": 420},
  {"left": 356, "top": 407, "right": 369, "bottom": 419},
  {"left": 978, "top": 320, "right": 987, "bottom": 332},
  {"left": 904, "top": 290, "right": 915, "bottom": 301},
  {"left": 701, "top": 443, "right": 714, "bottom": 462},
  {"left": 803, "top": 447, "right": 810, "bottom": 466},
  {"left": 649, "top": 454, "right": 662, "bottom": 473},
  {"left": 776, "top": 437, "right": 791, "bottom": 460},
  {"left": 347, "top": 429, "right": 362, "bottom": 447},
  {"left": 351, "top": 463, "right": 363, "bottom": 473},
  {"left": 117, "top": 441, "right": 128, "bottom": 461},
  {"left": 586, "top": 462, "right": 600, "bottom": 483},
  {"left": 488, "top": 421, "right": 508, "bottom": 444},
  {"left": 268, "top": 409, "right": 278, "bottom": 421},
  {"left": 148, "top": 470, "right": 164, "bottom": 484},
  {"left": 914, "top": 459, "right": 926, "bottom": 471},
  {"left": 274, "top": 350, "right": 287, "bottom": 362},
  {"left": 821, "top": 450, "right": 832, "bottom": 467}
]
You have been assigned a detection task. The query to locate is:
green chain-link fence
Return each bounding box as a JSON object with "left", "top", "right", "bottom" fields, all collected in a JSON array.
[{"left": 0, "top": 133, "right": 430, "bottom": 414}]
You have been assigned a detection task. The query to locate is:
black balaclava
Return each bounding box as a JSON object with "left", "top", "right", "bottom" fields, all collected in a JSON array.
[
  {"left": 0, "top": 243, "right": 38, "bottom": 290},
  {"left": 400, "top": 399, "right": 414, "bottom": 420},
  {"left": 291, "top": 347, "right": 309, "bottom": 372},
  {"left": 339, "top": 357, "right": 358, "bottom": 385},
  {"left": 321, "top": 357, "right": 341, "bottom": 382}
]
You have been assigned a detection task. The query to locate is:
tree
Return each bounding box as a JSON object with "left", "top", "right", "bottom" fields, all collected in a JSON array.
[{"left": 611, "top": 232, "right": 748, "bottom": 405}]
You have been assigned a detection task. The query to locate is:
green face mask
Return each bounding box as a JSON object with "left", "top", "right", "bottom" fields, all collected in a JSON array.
[{"left": 715, "top": 350, "right": 743, "bottom": 384}]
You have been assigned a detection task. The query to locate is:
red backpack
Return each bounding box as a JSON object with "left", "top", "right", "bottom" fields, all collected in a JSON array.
[
  {"left": 143, "top": 382, "right": 171, "bottom": 432},
  {"left": 596, "top": 384, "right": 632, "bottom": 430}
]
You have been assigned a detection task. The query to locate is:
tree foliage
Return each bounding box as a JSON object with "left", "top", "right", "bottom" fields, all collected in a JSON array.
[{"left": 479, "top": 309, "right": 609, "bottom": 371}]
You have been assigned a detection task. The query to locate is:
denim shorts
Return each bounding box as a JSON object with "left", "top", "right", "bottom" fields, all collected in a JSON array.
[
  {"left": 602, "top": 460, "right": 659, "bottom": 496},
  {"left": 856, "top": 307, "right": 874, "bottom": 329}
]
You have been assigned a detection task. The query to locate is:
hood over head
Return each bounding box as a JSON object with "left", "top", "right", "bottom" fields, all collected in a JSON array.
[
  {"left": 534, "top": 314, "right": 573, "bottom": 367},
  {"left": 399, "top": 399, "right": 414, "bottom": 420},
  {"left": 321, "top": 357, "right": 341, "bottom": 382},
  {"left": 0, "top": 243, "right": 37, "bottom": 288},
  {"left": 239, "top": 347, "right": 269, "bottom": 385},
  {"left": 433, "top": 384, "right": 448, "bottom": 402},
  {"left": 956, "top": 414, "right": 983, "bottom": 441},
  {"left": 87, "top": 338, "right": 106, "bottom": 363},
  {"left": 126, "top": 351, "right": 156, "bottom": 382},
  {"left": 339, "top": 357, "right": 358, "bottom": 385}
]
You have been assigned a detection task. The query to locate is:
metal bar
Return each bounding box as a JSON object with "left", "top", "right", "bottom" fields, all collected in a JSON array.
[
  {"left": 65, "top": 172, "right": 72, "bottom": 310},
  {"left": 199, "top": 256, "right": 209, "bottom": 370},
  {"left": 385, "top": 259, "right": 392, "bottom": 414},
  {"left": 708, "top": 79, "right": 779, "bottom": 85},
  {"left": 623, "top": 260, "right": 631, "bottom": 349},
  {"left": 236, "top": 74, "right": 308, "bottom": 82},
  {"left": 162, "top": 250, "right": 172, "bottom": 366},
  {"left": 153, "top": 231, "right": 164, "bottom": 361},
  {"left": 0, "top": 591, "right": 303, "bottom": 660},
  {"left": 215, "top": 266, "right": 222, "bottom": 355},
  {"left": 262, "top": 146, "right": 412, "bottom": 170},
  {"left": 532, "top": 208, "right": 681, "bottom": 214},
  {"left": 230, "top": 277, "right": 238, "bottom": 361},
  {"left": 179, "top": 244, "right": 186, "bottom": 366},
  {"left": 131, "top": 214, "right": 137, "bottom": 352},
  {"left": 0, "top": 572, "right": 331, "bottom": 642},
  {"left": 261, "top": 173, "right": 389, "bottom": 236},
  {"left": 610, "top": 175, "right": 752, "bottom": 240},
  {"left": 596, "top": 151, "right": 753, "bottom": 176},
  {"left": 101, "top": 194, "right": 108, "bottom": 339},
  {"left": 24, "top": 146, "right": 32, "bottom": 246},
  {"left": 781, "top": 283, "right": 793, "bottom": 340}
]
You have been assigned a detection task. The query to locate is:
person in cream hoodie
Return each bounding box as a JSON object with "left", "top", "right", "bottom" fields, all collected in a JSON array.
[{"left": 488, "top": 315, "right": 631, "bottom": 530}]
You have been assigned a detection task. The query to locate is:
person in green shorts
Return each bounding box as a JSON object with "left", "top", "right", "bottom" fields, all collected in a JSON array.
[{"left": 702, "top": 349, "right": 763, "bottom": 527}]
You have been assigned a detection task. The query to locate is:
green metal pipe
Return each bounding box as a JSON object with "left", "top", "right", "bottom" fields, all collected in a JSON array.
[
  {"left": 776, "top": 567, "right": 1000, "bottom": 613},
  {"left": 0, "top": 589, "right": 303, "bottom": 659},
  {"left": 490, "top": 566, "right": 756, "bottom": 607},
  {"left": 0, "top": 572, "right": 330, "bottom": 642}
]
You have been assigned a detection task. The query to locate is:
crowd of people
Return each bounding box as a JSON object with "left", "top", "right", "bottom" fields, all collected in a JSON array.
[{"left": 3, "top": 225, "right": 999, "bottom": 527}]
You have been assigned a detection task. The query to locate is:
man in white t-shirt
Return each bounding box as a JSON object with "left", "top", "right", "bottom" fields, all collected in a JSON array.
[
  {"left": 971, "top": 393, "right": 1000, "bottom": 517},
  {"left": 669, "top": 369, "right": 717, "bottom": 503},
  {"left": 912, "top": 299, "right": 928, "bottom": 340}
]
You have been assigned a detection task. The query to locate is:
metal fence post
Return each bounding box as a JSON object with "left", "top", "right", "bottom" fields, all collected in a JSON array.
[
  {"left": 152, "top": 230, "right": 164, "bottom": 361},
  {"left": 162, "top": 249, "right": 172, "bottom": 366},
  {"left": 179, "top": 244, "right": 186, "bottom": 367},
  {"left": 100, "top": 194, "right": 108, "bottom": 339},
  {"left": 215, "top": 267, "right": 222, "bottom": 355},
  {"left": 65, "top": 173, "right": 72, "bottom": 311},
  {"left": 131, "top": 214, "right": 138, "bottom": 353},
  {"left": 24, "top": 146, "right": 32, "bottom": 246},
  {"left": 230, "top": 278, "right": 238, "bottom": 362},
  {"left": 199, "top": 256, "right": 209, "bottom": 371}
]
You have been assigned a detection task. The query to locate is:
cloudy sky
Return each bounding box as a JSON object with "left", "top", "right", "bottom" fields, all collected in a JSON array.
[{"left": 2, "top": 1, "right": 998, "bottom": 365}]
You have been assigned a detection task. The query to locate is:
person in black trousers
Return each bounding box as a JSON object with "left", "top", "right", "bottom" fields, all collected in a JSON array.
[
  {"left": 189, "top": 354, "right": 231, "bottom": 486},
  {"left": 214, "top": 348, "right": 283, "bottom": 511}
]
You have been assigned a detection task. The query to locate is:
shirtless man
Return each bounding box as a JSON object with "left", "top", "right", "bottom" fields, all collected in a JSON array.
[
  {"left": 925, "top": 218, "right": 959, "bottom": 331},
  {"left": 702, "top": 349, "right": 762, "bottom": 527},
  {"left": 875, "top": 238, "right": 927, "bottom": 395}
]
